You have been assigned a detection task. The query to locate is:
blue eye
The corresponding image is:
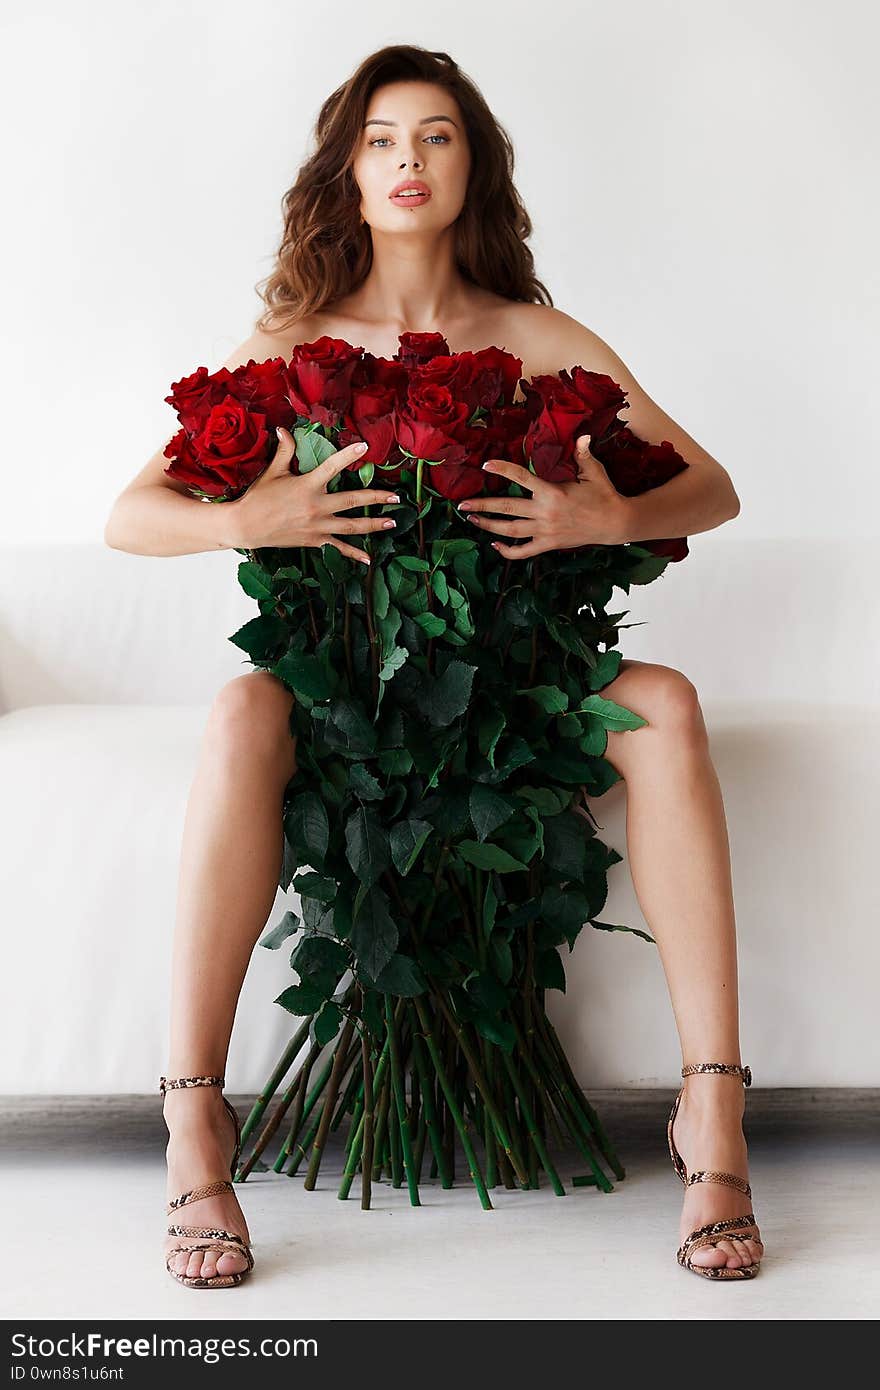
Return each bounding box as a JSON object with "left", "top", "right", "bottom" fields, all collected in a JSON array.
[{"left": 368, "top": 133, "right": 450, "bottom": 147}]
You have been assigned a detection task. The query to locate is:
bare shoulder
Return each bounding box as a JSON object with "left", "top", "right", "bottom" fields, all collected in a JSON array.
[
  {"left": 502, "top": 302, "right": 628, "bottom": 380},
  {"left": 505, "top": 303, "right": 731, "bottom": 480},
  {"left": 220, "top": 313, "right": 323, "bottom": 371}
]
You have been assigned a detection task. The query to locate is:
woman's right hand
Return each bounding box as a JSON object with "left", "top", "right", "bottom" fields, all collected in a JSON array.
[{"left": 233, "top": 427, "right": 399, "bottom": 564}]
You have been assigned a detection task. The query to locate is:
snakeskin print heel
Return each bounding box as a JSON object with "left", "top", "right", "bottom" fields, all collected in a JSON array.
[
  {"left": 667, "top": 1061, "right": 763, "bottom": 1280},
  {"left": 160, "top": 1073, "right": 254, "bottom": 1289}
]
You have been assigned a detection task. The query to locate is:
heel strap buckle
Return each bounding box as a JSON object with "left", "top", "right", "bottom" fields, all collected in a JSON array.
[{"left": 681, "top": 1062, "right": 751, "bottom": 1087}]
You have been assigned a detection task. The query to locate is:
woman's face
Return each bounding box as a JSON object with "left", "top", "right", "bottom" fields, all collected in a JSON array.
[{"left": 351, "top": 80, "right": 471, "bottom": 234}]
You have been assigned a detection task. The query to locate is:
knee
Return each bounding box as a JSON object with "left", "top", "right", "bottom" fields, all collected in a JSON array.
[
  {"left": 603, "top": 664, "right": 706, "bottom": 773},
  {"left": 647, "top": 666, "right": 707, "bottom": 739},
  {"left": 205, "top": 671, "right": 297, "bottom": 765}
]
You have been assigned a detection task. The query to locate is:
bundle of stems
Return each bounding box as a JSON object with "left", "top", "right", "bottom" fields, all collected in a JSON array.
[{"left": 236, "top": 979, "right": 624, "bottom": 1209}]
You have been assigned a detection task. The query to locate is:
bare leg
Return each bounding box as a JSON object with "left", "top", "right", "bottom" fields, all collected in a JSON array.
[
  {"left": 599, "top": 658, "right": 764, "bottom": 1271},
  {"left": 162, "top": 671, "right": 297, "bottom": 1282}
]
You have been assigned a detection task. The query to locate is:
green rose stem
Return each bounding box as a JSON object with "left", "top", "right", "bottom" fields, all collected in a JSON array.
[
  {"left": 238, "top": 1015, "right": 312, "bottom": 1147},
  {"left": 509, "top": 1010, "right": 614, "bottom": 1190},
  {"left": 409, "top": 1021, "right": 453, "bottom": 1187},
  {"left": 271, "top": 1041, "right": 322, "bottom": 1173},
  {"left": 380, "top": 867, "right": 529, "bottom": 1185},
  {"left": 359, "top": 1016, "right": 375, "bottom": 1210},
  {"left": 281, "top": 1036, "right": 358, "bottom": 1176},
  {"left": 304, "top": 1012, "right": 357, "bottom": 1189},
  {"left": 337, "top": 1005, "right": 399, "bottom": 1199},
  {"left": 385, "top": 993, "right": 421, "bottom": 1204},
  {"left": 500, "top": 1049, "right": 565, "bottom": 1196},
  {"left": 412, "top": 995, "right": 493, "bottom": 1210},
  {"left": 539, "top": 1012, "right": 625, "bottom": 1181}
]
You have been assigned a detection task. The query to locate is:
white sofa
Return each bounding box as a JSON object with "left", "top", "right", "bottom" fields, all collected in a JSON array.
[{"left": 0, "top": 536, "right": 876, "bottom": 1093}]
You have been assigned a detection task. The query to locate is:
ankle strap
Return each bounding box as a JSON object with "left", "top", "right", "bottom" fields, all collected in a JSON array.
[
  {"left": 159, "top": 1074, "right": 225, "bottom": 1094},
  {"left": 681, "top": 1062, "right": 751, "bottom": 1087}
]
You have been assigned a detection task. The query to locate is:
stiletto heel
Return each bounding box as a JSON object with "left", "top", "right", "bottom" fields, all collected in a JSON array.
[
  {"left": 667, "top": 1061, "right": 763, "bottom": 1280},
  {"left": 160, "top": 1073, "right": 255, "bottom": 1289}
]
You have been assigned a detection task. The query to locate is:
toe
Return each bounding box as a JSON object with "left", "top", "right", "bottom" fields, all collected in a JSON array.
[
  {"left": 715, "top": 1239, "right": 744, "bottom": 1268},
  {"left": 199, "top": 1250, "right": 219, "bottom": 1279},
  {"left": 216, "top": 1248, "right": 248, "bottom": 1275},
  {"left": 689, "top": 1243, "right": 729, "bottom": 1269},
  {"left": 185, "top": 1249, "right": 205, "bottom": 1281}
]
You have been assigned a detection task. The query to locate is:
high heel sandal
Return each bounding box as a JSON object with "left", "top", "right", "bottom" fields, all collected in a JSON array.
[
  {"left": 159, "top": 1073, "right": 255, "bottom": 1289},
  {"left": 667, "top": 1061, "right": 763, "bottom": 1281}
]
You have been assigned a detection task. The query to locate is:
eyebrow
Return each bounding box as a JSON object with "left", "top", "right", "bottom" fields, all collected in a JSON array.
[{"left": 364, "top": 115, "right": 459, "bottom": 128}]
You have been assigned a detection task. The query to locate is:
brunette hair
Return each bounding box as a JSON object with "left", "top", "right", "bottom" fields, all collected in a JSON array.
[{"left": 254, "top": 44, "right": 553, "bottom": 331}]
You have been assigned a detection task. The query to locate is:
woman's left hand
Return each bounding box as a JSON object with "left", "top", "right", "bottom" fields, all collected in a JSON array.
[{"left": 456, "top": 433, "right": 630, "bottom": 560}]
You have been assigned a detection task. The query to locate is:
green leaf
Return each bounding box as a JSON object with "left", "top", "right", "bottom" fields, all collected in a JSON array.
[
  {"left": 273, "top": 649, "right": 335, "bottom": 701},
  {"left": 472, "top": 1014, "right": 516, "bottom": 1052},
  {"left": 389, "top": 818, "right": 432, "bottom": 876},
  {"left": 291, "top": 871, "right": 338, "bottom": 903},
  {"left": 574, "top": 694, "right": 649, "bottom": 732},
  {"left": 324, "top": 697, "right": 378, "bottom": 756},
  {"left": 259, "top": 910, "right": 300, "bottom": 950},
  {"left": 274, "top": 981, "right": 325, "bottom": 1016},
  {"left": 414, "top": 611, "right": 447, "bottom": 637},
  {"left": 393, "top": 554, "right": 431, "bottom": 572},
  {"left": 344, "top": 805, "right": 390, "bottom": 887},
  {"left": 590, "top": 917, "right": 656, "bottom": 944},
  {"left": 534, "top": 948, "right": 566, "bottom": 992},
  {"left": 469, "top": 785, "right": 516, "bottom": 842},
  {"left": 236, "top": 560, "right": 275, "bottom": 602},
  {"left": 228, "top": 613, "right": 288, "bottom": 661},
  {"left": 312, "top": 1001, "right": 342, "bottom": 1045},
  {"left": 284, "top": 792, "right": 330, "bottom": 870},
  {"left": 457, "top": 840, "right": 528, "bottom": 873},
  {"left": 465, "top": 970, "right": 509, "bottom": 1014},
  {"left": 422, "top": 661, "right": 477, "bottom": 726},
  {"left": 373, "top": 952, "right": 428, "bottom": 996},
  {"left": 290, "top": 935, "right": 349, "bottom": 978},
  {"left": 350, "top": 886, "right": 398, "bottom": 981},
  {"left": 293, "top": 425, "right": 336, "bottom": 473},
  {"left": 516, "top": 684, "right": 569, "bottom": 714}
]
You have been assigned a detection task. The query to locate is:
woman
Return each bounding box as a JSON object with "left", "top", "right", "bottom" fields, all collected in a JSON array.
[{"left": 105, "top": 43, "right": 762, "bottom": 1289}]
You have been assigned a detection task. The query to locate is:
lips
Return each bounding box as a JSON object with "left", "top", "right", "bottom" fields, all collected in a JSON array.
[{"left": 389, "top": 180, "right": 431, "bottom": 199}]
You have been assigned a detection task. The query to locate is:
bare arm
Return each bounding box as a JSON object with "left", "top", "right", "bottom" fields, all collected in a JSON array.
[
  {"left": 103, "top": 329, "right": 289, "bottom": 557},
  {"left": 536, "top": 307, "right": 741, "bottom": 542}
]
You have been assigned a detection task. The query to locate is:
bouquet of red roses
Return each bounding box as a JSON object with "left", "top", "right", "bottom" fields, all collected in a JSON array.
[{"left": 161, "top": 331, "right": 689, "bottom": 1208}]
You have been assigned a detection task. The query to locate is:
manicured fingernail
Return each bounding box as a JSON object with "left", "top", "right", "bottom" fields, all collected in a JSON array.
[
  {"left": 458, "top": 506, "right": 471, "bottom": 514},
  {"left": 356, "top": 441, "right": 368, "bottom": 452},
  {"left": 387, "top": 494, "right": 400, "bottom": 502},
  {"left": 482, "top": 462, "right": 494, "bottom": 471},
  {"left": 383, "top": 518, "right": 396, "bottom": 528}
]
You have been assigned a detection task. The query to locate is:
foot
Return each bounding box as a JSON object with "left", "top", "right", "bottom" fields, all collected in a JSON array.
[
  {"left": 671, "top": 1071, "right": 765, "bottom": 1272},
  {"left": 163, "top": 1086, "right": 251, "bottom": 1282}
]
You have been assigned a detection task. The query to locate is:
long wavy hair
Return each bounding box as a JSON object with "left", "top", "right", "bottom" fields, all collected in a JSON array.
[{"left": 254, "top": 44, "right": 553, "bottom": 332}]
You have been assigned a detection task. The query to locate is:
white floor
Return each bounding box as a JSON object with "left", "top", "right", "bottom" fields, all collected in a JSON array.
[{"left": 2, "top": 1095, "right": 877, "bottom": 1320}]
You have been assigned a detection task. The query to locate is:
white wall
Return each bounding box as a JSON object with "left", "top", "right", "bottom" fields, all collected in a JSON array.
[{"left": 2, "top": 0, "right": 877, "bottom": 546}]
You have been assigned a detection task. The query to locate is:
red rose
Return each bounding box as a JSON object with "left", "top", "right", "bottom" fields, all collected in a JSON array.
[
  {"left": 523, "top": 393, "right": 587, "bottom": 482},
  {"left": 230, "top": 356, "right": 296, "bottom": 431},
  {"left": 395, "top": 331, "right": 451, "bottom": 368},
  {"left": 411, "top": 347, "right": 522, "bottom": 417},
  {"left": 589, "top": 425, "right": 689, "bottom": 562},
  {"left": 164, "top": 395, "right": 270, "bottom": 500},
  {"left": 285, "top": 336, "right": 362, "bottom": 430},
  {"left": 470, "top": 346, "right": 525, "bottom": 409},
  {"left": 164, "top": 365, "right": 235, "bottom": 434},
  {"left": 337, "top": 382, "right": 401, "bottom": 475},
  {"left": 396, "top": 382, "right": 473, "bottom": 464}
]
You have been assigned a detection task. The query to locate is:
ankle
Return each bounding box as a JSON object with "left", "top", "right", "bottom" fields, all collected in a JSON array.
[
  {"left": 162, "top": 1086, "right": 227, "bottom": 1131},
  {"left": 679, "top": 1074, "right": 746, "bottom": 1119}
]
